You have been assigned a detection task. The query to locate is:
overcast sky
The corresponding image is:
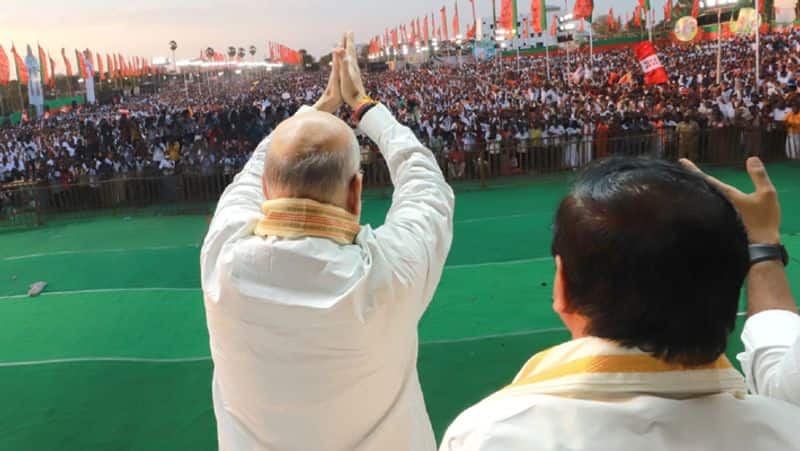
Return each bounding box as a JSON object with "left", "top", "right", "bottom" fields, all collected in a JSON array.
[{"left": 2, "top": 0, "right": 666, "bottom": 71}]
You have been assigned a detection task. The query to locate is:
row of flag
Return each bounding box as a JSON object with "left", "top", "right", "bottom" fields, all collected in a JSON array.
[
  {"left": 368, "top": 0, "right": 479, "bottom": 57},
  {"left": 0, "top": 43, "right": 157, "bottom": 86},
  {"left": 268, "top": 42, "right": 302, "bottom": 65}
]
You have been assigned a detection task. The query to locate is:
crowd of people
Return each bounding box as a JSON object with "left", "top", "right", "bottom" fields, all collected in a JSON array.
[{"left": 1, "top": 30, "right": 800, "bottom": 189}]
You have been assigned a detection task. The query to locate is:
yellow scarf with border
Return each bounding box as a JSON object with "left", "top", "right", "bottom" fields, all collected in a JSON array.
[
  {"left": 254, "top": 198, "right": 361, "bottom": 245},
  {"left": 498, "top": 337, "right": 747, "bottom": 400}
]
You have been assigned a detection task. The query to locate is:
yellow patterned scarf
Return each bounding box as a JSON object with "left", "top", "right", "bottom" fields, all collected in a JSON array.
[
  {"left": 254, "top": 198, "right": 361, "bottom": 245},
  {"left": 498, "top": 337, "right": 747, "bottom": 400}
]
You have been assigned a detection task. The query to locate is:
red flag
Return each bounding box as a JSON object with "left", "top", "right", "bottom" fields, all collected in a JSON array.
[
  {"left": 11, "top": 44, "right": 27, "bottom": 84},
  {"left": 573, "top": 0, "right": 593, "bottom": 21},
  {"left": 392, "top": 28, "right": 399, "bottom": 49},
  {"left": 0, "top": 45, "right": 9, "bottom": 86},
  {"left": 665, "top": 1, "right": 671, "bottom": 20},
  {"left": 634, "top": 6, "right": 642, "bottom": 27},
  {"left": 424, "top": 16, "right": 430, "bottom": 44},
  {"left": 38, "top": 45, "right": 50, "bottom": 87},
  {"left": 691, "top": 0, "right": 699, "bottom": 18},
  {"left": 499, "top": 0, "right": 515, "bottom": 32},
  {"left": 441, "top": 6, "right": 450, "bottom": 41},
  {"left": 417, "top": 17, "right": 422, "bottom": 43},
  {"left": 453, "top": 0, "right": 460, "bottom": 38},
  {"left": 106, "top": 54, "right": 114, "bottom": 80},
  {"left": 608, "top": 8, "right": 615, "bottom": 30},
  {"left": 61, "top": 48, "right": 73, "bottom": 78},
  {"left": 635, "top": 41, "right": 668, "bottom": 85},
  {"left": 524, "top": 17, "right": 530, "bottom": 37},
  {"left": 550, "top": 14, "right": 558, "bottom": 36}
]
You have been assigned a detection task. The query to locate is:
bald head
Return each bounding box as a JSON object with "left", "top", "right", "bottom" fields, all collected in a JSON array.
[{"left": 264, "top": 111, "right": 360, "bottom": 206}]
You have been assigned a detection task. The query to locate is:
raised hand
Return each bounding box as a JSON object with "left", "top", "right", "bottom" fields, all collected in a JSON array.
[
  {"left": 338, "top": 32, "right": 369, "bottom": 110},
  {"left": 313, "top": 47, "right": 345, "bottom": 114},
  {"left": 680, "top": 157, "right": 781, "bottom": 245}
]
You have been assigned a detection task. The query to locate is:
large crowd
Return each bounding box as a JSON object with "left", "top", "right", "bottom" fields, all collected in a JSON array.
[{"left": 1, "top": 30, "right": 800, "bottom": 188}]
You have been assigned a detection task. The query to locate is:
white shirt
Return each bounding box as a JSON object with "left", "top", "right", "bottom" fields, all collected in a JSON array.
[
  {"left": 201, "top": 104, "right": 454, "bottom": 451},
  {"left": 738, "top": 310, "right": 800, "bottom": 406}
]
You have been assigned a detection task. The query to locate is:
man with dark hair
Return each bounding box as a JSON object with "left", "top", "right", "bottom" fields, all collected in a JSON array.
[{"left": 440, "top": 157, "right": 800, "bottom": 451}]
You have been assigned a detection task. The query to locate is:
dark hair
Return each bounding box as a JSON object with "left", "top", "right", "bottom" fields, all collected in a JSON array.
[{"left": 551, "top": 157, "right": 749, "bottom": 366}]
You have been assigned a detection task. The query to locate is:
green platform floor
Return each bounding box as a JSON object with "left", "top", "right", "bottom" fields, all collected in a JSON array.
[{"left": 1, "top": 162, "right": 799, "bottom": 451}]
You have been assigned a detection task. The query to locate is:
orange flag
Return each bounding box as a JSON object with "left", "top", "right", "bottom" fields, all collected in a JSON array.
[
  {"left": 107, "top": 54, "right": 114, "bottom": 80},
  {"left": 97, "top": 53, "right": 105, "bottom": 81},
  {"left": 499, "top": 0, "right": 515, "bottom": 32},
  {"left": 0, "top": 45, "right": 9, "bottom": 86},
  {"left": 691, "top": 0, "right": 699, "bottom": 18},
  {"left": 441, "top": 6, "right": 449, "bottom": 41},
  {"left": 48, "top": 53, "right": 56, "bottom": 87},
  {"left": 61, "top": 48, "right": 73, "bottom": 78},
  {"left": 38, "top": 44, "right": 50, "bottom": 87},
  {"left": 11, "top": 44, "right": 28, "bottom": 84},
  {"left": 453, "top": 0, "right": 460, "bottom": 38}
]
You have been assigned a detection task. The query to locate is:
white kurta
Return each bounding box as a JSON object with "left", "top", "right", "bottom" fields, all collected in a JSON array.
[
  {"left": 738, "top": 309, "right": 800, "bottom": 406},
  {"left": 201, "top": 104, "right": 455, "bottom": 451}
]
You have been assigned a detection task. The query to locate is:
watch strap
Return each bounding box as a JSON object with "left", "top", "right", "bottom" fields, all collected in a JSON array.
[{"left": 749, "top": 244, "right": 789, "bottom": 267}]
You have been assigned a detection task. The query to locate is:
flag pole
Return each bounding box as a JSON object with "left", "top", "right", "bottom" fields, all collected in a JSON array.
[
  {"left": 589, "top": 21, "right": 594, "bottom": 73},
  {"left": 755, "top": 0, "right": 761, "bottom": 87},
  {"left": 648, "top": 9, "right": 653, "bottom": 42},
  {"left": 716, "top": 7, "right": 722, "bottom": 84}
]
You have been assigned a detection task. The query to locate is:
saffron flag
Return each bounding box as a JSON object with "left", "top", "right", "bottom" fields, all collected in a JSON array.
[
  {"left": 0, "top": 46, "right": 9, "bottom": 86},
  {"left": 441, "top": 6, "right": 450, "bottom": 41},
  {"left": 665, "top": 1, "right": 672, "bottom": 20},
  {"left": 48, "top": 53, "right": 56, "bottom": 87},
  {"left": 453, "top": 0, "right": 460, "bottom": 38},
  {"left": 38, "top": 45, "right": 50, "bottom": 88},
  {"left": 532, "top": 0, "right": 546, "bottom": 33},
  {"left": 499, "top": 0, "right": 517, "bottom": 32},
  {"left": 75, "top": 49, "right": 87, "bottom": 78},
  {"left": 61, "top": 48, "right": 73, "bottom": 78},
  {"left": 691, "top": 0, "right": 699, "bottom": 18},
  {"left": 635, "top": 41, "right": 669, "bottom": 85},
  {"left": 97, "top": 53, "right": 105, "bottom": 81},
  {"left": 424, "top": 16, "right": 430, "bottom": 44},
  {"left": 550, "top": 14, "right": 558, "bottom": 36},
  {"left": 107, "top": 54, "right": 114, "bottom": 80},
  {"left": 11, "top": 44, "right": 27, "bottom": 84},
  {"left": 639, "top": 0, "right": 651, "bottom": 11},
  {"left": 573, "top": 0, "right": 593, "bottom": 22},
  {"left": 467, "top": 22, "right": 477, "bottom": 38},
  {"left": 634, "top": 6, "right": 642, "bottom": 27},
  {"left": 608, "top": 8, "right": 616, "bottom": 30}
]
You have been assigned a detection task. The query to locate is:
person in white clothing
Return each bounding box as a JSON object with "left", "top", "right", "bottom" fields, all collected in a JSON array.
[
  {"left": 201, "top": 33, "right": 454, "bottom": 451},
  {"left": 684, "top": 160, "right": 799, "bottom": 407},
  {"left": 440, "top": 157, "right": 800, "bottom": 451}
]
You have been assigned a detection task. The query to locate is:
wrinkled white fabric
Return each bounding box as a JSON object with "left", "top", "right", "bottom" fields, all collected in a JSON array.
[{"left": 739, "top": 309, "right": 800, "bottom": 406}]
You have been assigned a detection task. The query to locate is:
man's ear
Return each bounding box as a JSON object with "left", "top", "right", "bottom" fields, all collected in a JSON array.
[
  {"left": 553, "top": 255, "right": 570, "bottom": 315},
  {"left": 348, "top": 172, "right": 363, "bottom": 217}
]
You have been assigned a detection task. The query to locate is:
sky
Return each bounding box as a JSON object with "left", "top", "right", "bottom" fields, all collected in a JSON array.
[{"left": 2, "top": 0, "right": 667, "bottom": 73}]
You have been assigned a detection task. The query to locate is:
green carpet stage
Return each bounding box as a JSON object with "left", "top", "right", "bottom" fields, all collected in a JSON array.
[{"left": 1, "top": 163, "right": 799, "bottom": 450}]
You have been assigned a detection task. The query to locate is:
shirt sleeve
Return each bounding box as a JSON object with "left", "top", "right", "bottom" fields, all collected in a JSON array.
[
  {"left": 201, "top": 105, "right": 315, "bottom": 302},
  {"left": 359, "top": 104, "right": 455, "bottom": 314},
  {"left": 737, "top": 309, "right": 800, "bottom": 406}
]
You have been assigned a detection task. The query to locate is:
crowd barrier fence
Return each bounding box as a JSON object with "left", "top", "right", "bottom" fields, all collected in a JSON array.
[{"left": 0, "top": 126, "right": 793, "bottom": 229}]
